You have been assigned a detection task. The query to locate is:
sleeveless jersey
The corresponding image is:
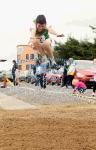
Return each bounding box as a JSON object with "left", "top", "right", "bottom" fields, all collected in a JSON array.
[{"left": 36, "top": 29, "right": 49, "bottom": 40}]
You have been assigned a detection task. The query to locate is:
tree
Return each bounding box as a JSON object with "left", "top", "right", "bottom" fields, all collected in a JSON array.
[{"left": 54, "top": 36, "right": 96, "bottom": 64}]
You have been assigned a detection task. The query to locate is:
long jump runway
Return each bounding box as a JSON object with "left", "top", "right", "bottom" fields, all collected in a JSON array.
[
  {"left": 0, "top": 92, "right": 36, "bottom": 110},
  {"left": 0, "top": 85, "right": 96, "bottom": 110}
]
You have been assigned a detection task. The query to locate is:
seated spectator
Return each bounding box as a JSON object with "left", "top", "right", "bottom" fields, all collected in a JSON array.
[
  {"left": 1, "top": 74, "right": 13, "bottom": 88},
  {"left": 1, "top": 73, "right": 8, "bottom": 88}
]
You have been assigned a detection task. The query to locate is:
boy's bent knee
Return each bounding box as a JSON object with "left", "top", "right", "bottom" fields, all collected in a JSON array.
[{"left": 42, "top": 41, "right": 51, "bottom": 48}]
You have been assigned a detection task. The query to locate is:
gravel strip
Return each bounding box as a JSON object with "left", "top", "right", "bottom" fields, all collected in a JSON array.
[{"left": 0, "top": 83, "right": 96, "bottom": 105}]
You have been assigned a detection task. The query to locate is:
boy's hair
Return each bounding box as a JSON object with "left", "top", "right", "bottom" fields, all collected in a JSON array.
[{"left": 36, "top": 15, "right": 46, "bottom": 24}]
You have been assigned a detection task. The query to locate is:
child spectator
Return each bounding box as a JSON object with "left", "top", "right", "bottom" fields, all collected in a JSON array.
[
  {"left": 72, "top": 79, "right": 87, "bottom": 94},
  {"left": 1, "top": 74, "right": 13, "bottom": 88},
  {"left": 1, "top": 73, "right": 8, "bottom": 88}
]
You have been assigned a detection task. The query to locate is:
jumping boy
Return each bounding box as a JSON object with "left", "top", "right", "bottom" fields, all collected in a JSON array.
[{"left": 28, "top": 14, "right": 64, "bottom": 66}]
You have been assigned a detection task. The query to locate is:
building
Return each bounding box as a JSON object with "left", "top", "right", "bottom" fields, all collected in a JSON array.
[{"left": 17, "top": 45, "right": 37, "bottom": 71}]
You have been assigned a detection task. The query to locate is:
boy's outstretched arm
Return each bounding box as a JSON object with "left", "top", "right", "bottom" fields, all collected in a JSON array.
[{"left": 48, "top": 26, "right": 64, "bottom": 37}]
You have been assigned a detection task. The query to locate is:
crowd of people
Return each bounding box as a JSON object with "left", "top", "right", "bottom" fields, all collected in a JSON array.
[
  {"left": 0, "top": 57, "right": 96, "bottom": 97},
  {"left": 26, "top": 57, "right": 96, "bottom": 97}
]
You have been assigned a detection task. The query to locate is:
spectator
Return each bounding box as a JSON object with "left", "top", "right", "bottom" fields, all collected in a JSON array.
[
  {"left": 93, "top": 58, "right": 96, "bottom": 64},
  {"left": 35, "top": 59, "right": 47, "bottom": 88},
  {"left": 1, "top": 73, "right": 8, "bottom": 88},
  {"left": 35, "top": 60, "right": 43, "bottom": 87},
  {"left": 72, "top": 79, "right": 87, "bottom": 94},
  {"left": 92, "top": 74, "right": 96, "bottom": 96},
  {"left": 12, "top": 60, "right": 18, "bottom": 85},
  {"left": 33, "top": 65, "right": 36, "bottom": 75},
  {"left": 1, "top": 73, "right": 13, "bottom": 88},
  {"left": 15, "top": 69, "right": 20, "bottom": 86},
  {"left": 61, "top": 60, "right": 69, "bottom": 87},
  {"left": 68, "top": 58, "right": 74, "bottom": 65},
  {"left": 66, "top": 60, "right": 76, "bottom": 88}
]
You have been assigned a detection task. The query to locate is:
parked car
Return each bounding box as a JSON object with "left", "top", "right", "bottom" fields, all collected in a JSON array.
[
  {"left": 46, "top": 69, "right": 63, "bottom": 85},
  {"left": 0, "top": 71, "right": 4, "bottom": 81},
  {"left": 19, "top": 70, "right": 28, "bottom": 81},
  {"left": 6, "top": 70, "right": 13, "bottom": 82},
  {"left": 26, "top": 74, "right": 36, "bottom": 84}
]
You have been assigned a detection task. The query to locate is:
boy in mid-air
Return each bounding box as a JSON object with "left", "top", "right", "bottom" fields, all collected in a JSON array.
[{"left": 28, "top": 14, "right": 64, "bottom": 66}]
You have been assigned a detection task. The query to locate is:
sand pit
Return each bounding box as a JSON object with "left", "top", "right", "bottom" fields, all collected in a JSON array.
[{"left": 0, "top": 104, "right": 96, "bottom": 150}]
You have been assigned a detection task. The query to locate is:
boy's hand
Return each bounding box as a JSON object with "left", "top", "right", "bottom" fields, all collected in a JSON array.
[{"left": 57, "top": 34, "right": 64, "bottom": 37}]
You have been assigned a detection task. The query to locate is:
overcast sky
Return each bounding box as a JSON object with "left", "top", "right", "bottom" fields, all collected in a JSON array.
[{"left": 0, "top": 0, "right": 96, "bottom": 70}]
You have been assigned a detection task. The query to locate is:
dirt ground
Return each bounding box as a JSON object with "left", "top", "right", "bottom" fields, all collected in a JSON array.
[{"left": 1, "top": 104, "right": 96, "bottom": 150}]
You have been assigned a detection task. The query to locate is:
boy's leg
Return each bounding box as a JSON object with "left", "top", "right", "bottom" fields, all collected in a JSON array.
[
  {"left": 42, "top": 39, "right": 56, "bottom": 65},
  {"left": 33, "top": 39, "right": 46, "bottom": 56},
  {"left": 33, "top": 39, "right": 56, "bottom": 67},
  {"left": 42, "top": 39, "right": 53, "bottom": 57}
]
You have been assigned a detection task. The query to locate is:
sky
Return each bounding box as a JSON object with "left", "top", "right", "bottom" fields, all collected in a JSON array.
[{"left": 0, "top": 0, "right": 96, "bottom": 70}]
